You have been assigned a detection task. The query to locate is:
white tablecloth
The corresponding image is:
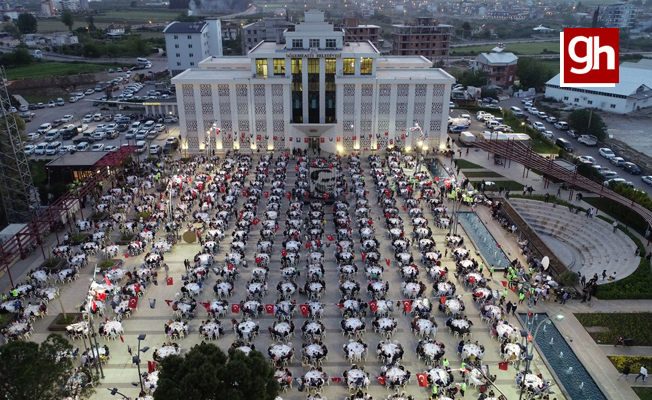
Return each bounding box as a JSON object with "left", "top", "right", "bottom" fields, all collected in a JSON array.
[{"left": 462, "top": 344, "right": 482, "bottom": 359}]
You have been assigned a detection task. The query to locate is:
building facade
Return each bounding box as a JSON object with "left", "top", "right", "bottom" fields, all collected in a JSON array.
[
  {"left": 242, "top": 18, "right": 294, "bottom": 53},
  {"left": 163, "top": 20, "right": 223, "bottom": 76},
  {"left": 473, "top": 52, "right": 518, "bottom": 88},
  {"left": 603, "top": 3, "right": 635, "bottom": 29},
  {"left": 342, "top": 15, "right": 379, "bottom": 47},
  {"left": 544, "top": 59, "right": 652, "bottom": 114},
  {"left": 172, "top": 9, "right": 454, "bottom": 154},
  {"left": 391, "top": 17, "right": 452, "bottom": 62}
]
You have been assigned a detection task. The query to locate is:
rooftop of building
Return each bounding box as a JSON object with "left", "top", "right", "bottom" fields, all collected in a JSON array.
[
  {"left": 375, "top": 67, "right": 455, "bottom": 82},
  {"left": 547, "top": 59, "right": 652, "bottom": 97},
  {"left": 248, "top": 40, "right": 379, "bottom": 56},
  {"left": 477, "top": 52, "right": 518, "bottom": 64},
  {"left": 199, "top": 56, "right": 250, "bottom": 69},
  {"left": 172, "top": 68, "right": 255, "bottom": 83},
  {"left": 163, "top": 21, "right": 206, "bottom": 34},
  {"left": 46, "top": 151, "right": 109, "bottom": 168},
  {"left": 376, "top": 56, "right": 433, "bottom": 69}
]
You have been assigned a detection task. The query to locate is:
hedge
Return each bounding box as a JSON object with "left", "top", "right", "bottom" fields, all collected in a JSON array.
[
  {"left": 583, "top": 196, "right": 649, "bottom": 237},
  {"left": 575, "top": 312, "right": 652, "bottom": 346},
  {"left": 608, "top": 355, "right": 652, "bottom": 373}
]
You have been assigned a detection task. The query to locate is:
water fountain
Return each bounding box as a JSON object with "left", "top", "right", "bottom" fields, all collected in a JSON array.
[
  {"left": 519, "top": 313, "right": 608, "bottom": 400},
  {"left": 457, "top": 212, "right": 512, "bottom": 269}
]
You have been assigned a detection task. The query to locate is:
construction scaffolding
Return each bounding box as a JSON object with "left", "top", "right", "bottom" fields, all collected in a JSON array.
[{"left": 0, "top": 68, "right": 38, "bottom": 223}]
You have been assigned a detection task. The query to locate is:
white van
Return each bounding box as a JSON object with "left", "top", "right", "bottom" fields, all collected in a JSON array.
[
  {"left": 554, "top": 121, "right": 569, "bottom": 130},
  {"left": 510, "top": 106, "right": 523, "bottom": 116},
  {"left": 137, "top": 58, "right": 149, "bottom": 65},
  {"left": 135, "top": 140, "right": 147, "bottom": 153},
  {"left": 34, "top": 142, "right": 48, "bottom": 155},
  {"left": 76, "top": 142, "right": 90, "bottom": 151},
  {"left": 131, "top": 121, "right": 142, "bottom": 131},
  {"left": 486, "top": 120, "right": 500, "bottom": 129}
]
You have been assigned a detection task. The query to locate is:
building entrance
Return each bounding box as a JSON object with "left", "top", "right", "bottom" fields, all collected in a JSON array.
[{"left": 308, "top": 137, "right": 321, "bottom": 153}]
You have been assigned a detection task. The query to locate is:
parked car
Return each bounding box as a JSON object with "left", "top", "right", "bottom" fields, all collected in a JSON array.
[
  {"left": 37, "top": 102, "right": 44, "bottom": 109},
  {"left": 577, "top": 155, "right": 596, "bottom": 165},
  {"left": 533, "top": 122, "right": 546, "bottom": 131},
  {"left": 84, "top": 89, "right": 95, "bottom": 95},
  {"left": 92, "top": 131, "right": 106, "bottom": 141},
  {"left": 61, "top": 115, "right": 73, "bottom": 123},
  {"left": 610, "top": 157, "right": 625, "bottom": 167},
  {"left": 18, "top": 105, "right": 28, "bottom": 112},
  {"left": 567, "top": 130, "right": 578, "bottom": 138},
  {"left": 28, "top": 104, "right": 37, "bottom": 110},
  {"left": 91, "top": 143, "right": 105, "bottom": 152},
  {"left": 77, "top": 124, "right": 89, "bottom": 133},
  {"left": 24, "top": 145, "right": 35, "bottom": 155},
  {"left": 45, "top": 141, "right": 62, "bottom": 155},
  {"left": 27, "top": 132, "right": 40, "bottom": 141},
  {"left": 546, "top": 116, "right": 558, "bottom": 123},
  {"left": 642, "top": 176, "right": 652, "bottom": 185},
  {"left": 44, "top": 130, "right": 61, "bottom": 142},
  {"left": 623, "top": 162, "right": 642, "bottom": 175},
  {"left": 601, "top": 169, "right": 619, "bottom": 180},
  {"left": 527, "top": 107, "right": 539, "bottom": 114},
  {"left": 555, "top": 137, "right": 573, "bottom": 152},
  {"left": 34, "top": 142, "right": 48, "bottom": 155},
  {"left": 577, "top": 135, "right": 598, "bottom": 146},
  {"left": 60, "top": 145, "right": 77, "bottom": 154},
  {"left": 150, "top": 144, "right": 162, "bottom": 155},
  {"left": 56, "top": 98, "right": 65, "bottom": 106},
  {"left": 69, "top": 97, "right": 79, "bottom": 103},
  {"left": 604, "top": 178, "right": 634, "bottom": 187},
  {"left": 542, "top": 131, "right": 554, "bottom": 140},
  {"left": 83, "top": 115, "right": 93, "bottom": 123},
  {"left": 599, "top": 148, "right": 616, "bottom": 159},
  {"left": 105, "top": 145, "right": 118, "bottom": 152},
  {"left": 163, "top": 115, "right": 178, "bottom": 123},
  {"left": 38, "top": 123, "right": 52, "bottom": 133},
  {"left": 93, "top": 113, "right": 103, "bottom": 121},
  {"left": 48, "top": 100, "right": 55, "bottom": 108}
]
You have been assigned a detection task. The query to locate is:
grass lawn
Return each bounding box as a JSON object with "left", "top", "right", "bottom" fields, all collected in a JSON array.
[
  {"left": 20, "top": 94, "right": 69, "bottom": 105},
  {"left": 461, "top": 171, "right": 504, "bottom": 178},
  {"left": 575, "top": 313, "right": 652, "bottom": 346},
  {"left": 454, "top": 159, "right": 484, "bottom": 169},
  {"left": 470, "top": 179, "right": 524, "bottom": 192},
  {"left": 634, "top": 388, "right": 652, "bottom": 400},
  {"left": 451, "top": 41, "right": 558, "bottom": 55},
  {"left": 6, "top": 61, "right": 128, "bottom": 80}
]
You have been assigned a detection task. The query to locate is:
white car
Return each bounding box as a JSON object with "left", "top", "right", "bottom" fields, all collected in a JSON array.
[
  {"left": 84, "top": 89, "right": 95, "bottom": 95},
  {"left": 93, "top": 113, "right": 103, "bottom": 121},
  {"left": 27, "top": 132, "right": 40, "bottom": 141},
  {"left": 546, "top": 116, "right": 558, "bottom": 123},
  {"left": 528, "top": 107, "right": 539, "bottom": 114},
  {"left": 59, "top": 145, "right": 76, "bottom": 154},
  {"left": 537, "top": 112, "right": 548, "bottom": 119},
  {"left": 24, "top": 145, "right": 35, "bottom": 155},
  {"left": 577, "top": 155, "right": 596, "bottom": 165},
  {"left": 61, "top": 115, "right": 73, "bottom": 123},
  {"left": 163, "top": 116, "right": 178, "bottom": 123},
  {"left": 83, "top": 115, "right": 93, "bottom": 123},
  {"left": 642, "top": 176, "right": 652, "bottom": 186},
  {"left": 541, "top": 131, "right": 554, "bottom": 140},
  {"left": 78, "top": 124, "right": 89, "bottom": 133},
  {"left": 599, "top": 148, "right": 616, "bottom": 159},
  {"left": 69, "top": 97, "right": 79, "bottom": 103},
  {"left": 91, "top": 143, "right": 105, "bottom": 152},
  {"left": 155, "top": 124, "right": 165, "bottom": 132},
  {"left": 92, "top": 132, "right": 106, "bottom": 141},
  {"left": 105, "top": 145, "right": 118, "bottom": 152},
  {"left": 533, "top": 122, "right": 546, "bottom": 131}
]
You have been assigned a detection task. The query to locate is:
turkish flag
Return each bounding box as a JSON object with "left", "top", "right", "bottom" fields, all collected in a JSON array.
[
  {"left": 305, "top": 242, "right": 311, "bottom": 249},
  {"left": 148, "top": 360, "right": 156, "bottom": 374},
  {"left": 120, "top": 335, "right": 124, "bottom": 342},
  {"left": 286, "top": 193, "right": 291, "bottom": 199},
  {"left": 228, "top": 264, "right": 234, "bottom": 271},
  {"left": 104, "top": 276, "right": 112, "bottom": 287},
  {"left": 201, "top": 302, "right": 211, "bottom": 312},
  {"left": 265, "top": 304, "right": 275, "bottom": 314},
  {"left": 264, "top": 191, "right": 269, "bottom": 198},
  {"left": 92, "top": 301, "right": 97, "bottom": 311},
  {"left": 255, "top": 257, "right": 262, "bottom": 264},
  {"left": 468, "top": 277, "right": 476, "bottom": 284},
  {"left": 134, "top": 284, "right": 141, "bottom": 293},
  {"left": 165, "top": 299, "right": 173, "bottom": 307},
  {"left": 128, "top": 297, "right": 138, "bottom": 309},
  {"left": 510, "top": 286, "right": 517, "bottom": 292},
  {"left": 96, "top": 291, "right": 106, "bottom": 301},
  {"left": 166, "top": 277, "right": 173, "bottom": 286},
  {"left": 440, "top": 296, "right": 447, "bottom": 304},
  {"left": 369, "top": 301, "right": 378, "bottom": 312},
  {"left": 327, "top": 235, "right": 334, "bottom": 241},
  {"left": 124, "top": 254, "right": 130, "bottom": 258},
  {"left": 324, "top": 194, "right": 328, "bottom": 200},
  {"left": 231, "top": 303, "right": 241, "bottom": 314},
  {"left": 252, "top": 218, "right": 260, "bottom": 225},
  {"left": 299, "top": 304, "right": 309, "bottom": 316},
  {"left": 331, "top": 377, "right": 342, "bottom": 384},
  {"left": 499, "top": 361, "right": 509, "bottom": 371},
  {"left": 282, "top": 250, "right": 288, "bottom": 257},
  {"left": 385, "top": 258, "right": 391, "bottom": 266},
  {"left": 402, "top": 205, "right": 407, "bottom": 211},
  {"left": 435, "top": 177, "right": 440, "bottom": 183},
  {"left": 402, "top": 300, "right": 412, "bottom": 312},
  {"left": 417, "top": 373, "right": 428, "bottom": 387},
  {"left": 501, "top": 281, "right": 508, "bottom": 288},
  {"left": 376, "top": 376, "right": 386, "bottom": 385}
]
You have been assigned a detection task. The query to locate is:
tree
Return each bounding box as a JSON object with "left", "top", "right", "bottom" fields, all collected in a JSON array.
[
  {"left": 568, "top": 108, "right": 608, "bottom": 140},
  {"left": 61, "top": 11, "right": 74, "bottom": 31},
  {"left": 16, "top": 13, "right": 37, "bottom": 34},
  {"left": 516, "top": 57, "right": 555, "bottom": 89},
  {"left": 0, "top": 334, "right": 96, "bottom": 400},
  {"left": 155, "top": 344, "right": 278, "bottom": 400},
  {"left": 452, "top": 69, "right": 488, "bottom": 88},
  {"left": 2, "top": 23, "right": 21, "bottom": 39},
  {"left": 86, "top": 15, "right": 97, "bottom": 31}
]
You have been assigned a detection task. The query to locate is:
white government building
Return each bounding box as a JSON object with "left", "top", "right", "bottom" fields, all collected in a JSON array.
[{"left": 172, "top": 9, "right": 454, "bottom": 154}]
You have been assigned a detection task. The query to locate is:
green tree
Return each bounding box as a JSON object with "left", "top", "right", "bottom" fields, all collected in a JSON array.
[
  {"left": 82, "top": 42, "right": 102, "bottom": 57},
  {"left": 86, "top": 15, "right": 97, "bottom": 31},
  {"left": 568, "top": 108, "right": 608, "bottom": 140},
  {"left": 516, "top": 57, "right": 555, "bottom": 89},
  {"left": 155, "top": 344, "right": 278, "bottom": 400},
  {"left": 16, "top": 13, "right": 37, "bottom": 34},
  {"left": 452, "top": 68, "right": 489, "bottom": 88},
  {"left": 61, "top": 11, "right": 75, "bottom": 31},
  {"left": 0, "top": 334, "right": 96, "bottom": 400},
  {"left": 2, "top": 23, "right": 21, "bottom": 39}
]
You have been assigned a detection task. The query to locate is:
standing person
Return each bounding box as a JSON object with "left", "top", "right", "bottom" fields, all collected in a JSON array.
[
  {"left": 602, "top": 270, "right": 607, "bottom": 280},
  {"left": 511, "top": 303, "right": 517, "bottom": 316},
  {"left": 506, "top": 301, "right": 513, "bottom": 315},
  {"left": 613, "top": 221, "right": 618, "bottom": 233},
  {"left": 634, "top": 366, "right": 648, "bottom": 382},
  {"left": 618, "top": 364, "right": 631, "bottom": 380},
  {"left": 560, "top": 291, "right": 568, "bottom": 305}
]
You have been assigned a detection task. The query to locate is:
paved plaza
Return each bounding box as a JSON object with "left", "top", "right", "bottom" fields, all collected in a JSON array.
[{"left": 0, "top": 148, "right": 646, "bottom": 400}]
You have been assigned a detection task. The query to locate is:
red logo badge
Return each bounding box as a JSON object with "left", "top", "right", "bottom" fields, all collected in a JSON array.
[{"left": 561, "top": 28, "right": 619, "bottom": 87}]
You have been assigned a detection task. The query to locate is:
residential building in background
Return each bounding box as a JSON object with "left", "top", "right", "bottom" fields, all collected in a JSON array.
[
  {"left": 40, "top": 0, "right": 54, "bottom": 16},
  {"left": 341, "top": 14, "right": 379, "bottom": 47},
  {"left": 221, "top": 22, "right": 239, "bottom": 40},
  {"left": 545, "top": 59, "right": 652, "bottom": 114},
  {"left": 391, "top": 17, "right": 452, "bottom": 62},
  {"left": 242, "top": 18, "right": 294, "bottom": 53},
  {"left": 163, "top": 20, "right": 223, "bottom": 76},
  {"left": 172, "top": 9, "right": 454, "bottom": 154},
  {"left": 473, "top": 51, "right": 518, "bottom": 88},
  {"left": 603, "top": 2, "right": 636, "bottom": 29}
]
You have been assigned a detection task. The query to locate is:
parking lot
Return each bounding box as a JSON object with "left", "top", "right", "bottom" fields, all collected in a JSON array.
[{"left": 450, "top": 97, "right": 652, "bottom": 196}]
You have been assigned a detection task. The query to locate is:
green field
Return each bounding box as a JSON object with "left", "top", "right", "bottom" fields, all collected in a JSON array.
[
  {"left": 6, "top": 61, "right": 128, "bottom": 80},
  {"left": 36, "top": 9, "right": 178, "bottom": 33},
  {"left": 451, "top": 41, "right": 559, "bottom": 56}
]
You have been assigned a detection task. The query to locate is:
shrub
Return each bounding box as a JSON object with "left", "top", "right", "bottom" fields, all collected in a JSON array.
[
  {"left": 98, "top": 259, "right": 115, "bottom": 270},
  {"left": 136, "top": 212, "right": 151, "bottom": 220},
  {"left": 576, "top": 312, "right": 652, "bottom": 345},
  {"left": 557, "top": 270, "right": 579, "bottom": 287},
  {"left": 69, "top": 233, "right": 86, "bottom": 244},
  {"left": 595, "top": 259, "right": 652, "bottom": 299},
  {"left": 121, "top": 233, "right": 134, "bottom": 241},
  {"left": 608, "top": 355, "right": 652, "bottom": 373},
  {"left": 91, "top": 212, "right": 106, "bottom": 219}
]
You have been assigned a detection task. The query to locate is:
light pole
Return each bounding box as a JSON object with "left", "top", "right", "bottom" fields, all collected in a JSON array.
[
  {"left": 133, "top": 334, "right": 150, "bottom": 393},
  {"left": 518, "top": 311, "right": 564, "bottom": 400},
  {"left": 107, "top": 388, "right": 130, "bottom": 399}
]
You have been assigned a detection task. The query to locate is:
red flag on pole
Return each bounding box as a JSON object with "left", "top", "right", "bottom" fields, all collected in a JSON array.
[
  {"left": 120, "top": 335, "right": 124, "bottom": 343},
  {"left": 252, "top": 218, "right": 260, "bottom": 225},
  {"left": 165, "top": 299, "right": 173, "bottom": 307},
  {"left": 148, "top": 360, "right": 156, "bottom": 374},
  {"left": 402, "top": 300, "right": 412, "bottom": 312},
  {"left": 327, "top": 235, "right": 334, "bottom": 241},
  {"left": 231, "top": 303, "right": 241, "bottom": 314},
  {"left": 376, "top": 376, "right": 386, "bottom": 385},
  {"left": 385, "top": 258, "right": 391, "bottom": 266},
  {"left": 265, "top": 304, "right": 274, "bottom": 314},
  {"left": 499, "top": 361, "right": 509, "bottom": 371},
  {"left": 331, "top": 377, "right": 342, "bottom": 384},
  {"left": 104, "top": 276, "right": 112, "bottom": 287},
  {"left": 501, "top": 281, "right": 508, "bottom": 288},
  {"left": 417, "top": 373, "right": 428, "bottom": 387},
  {"left": 440, "top": 296, "right": 447, "bottom": 304},
  {"left": 299, "top": 304, "right": 309, "bottom": 316},
  {"left": 369, "top": 301, "right": 378, "bottom": 312},
  {"left": 128, "top": 297, "right": 138, "bottom": 309},
  {"left": 166, "top": 277, "right": 173, "bottom": 286}
]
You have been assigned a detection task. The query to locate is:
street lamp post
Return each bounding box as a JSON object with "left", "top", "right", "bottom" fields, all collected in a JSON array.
[
  {"left": 133, "top": 334, "right": 150, "bottom": 393},
  {"left": 518, "top": 311, "right": 564, "bottom": 400},
  {"left": 107, "top": 388, "right": 130, "bottom": 399}
]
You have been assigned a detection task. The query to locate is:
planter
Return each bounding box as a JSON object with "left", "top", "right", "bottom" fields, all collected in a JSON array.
[
  {"left": 69, "top": 233, "right": 88, "bottom": 245},
  {"left": 91, "top": 212, "right": 108, "bottom": 221},
  {"left": 39, "top": 258, "right": 67, "bottom": 272},
  {"left": 48, "top": 312, "right": 83, "bottom": 332},
  {"left": 98, "top": 259, "right": 123, "bottom": 271},
  {"left": 0, "top": 313, "right": 16, "bottom": 329},
  {"left": 155, "top": 183, "right": 167, "bottom": 193}
]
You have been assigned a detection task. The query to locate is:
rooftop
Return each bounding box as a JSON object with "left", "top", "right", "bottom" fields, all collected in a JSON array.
[
  {"left": 375, "top": 68, "right": 455, "bottom": 82},
  {"left": 376, "top": 56, "right": 433, "bottom": 69},
  {"left": 46, "top": 151, "right": 109, "bottom": 168},
  {"left": 477, "top": 52, "right": 518, "bottom": 64},
  {"left": 163, "top": 21, "right": 206, "bottom": 34},
  {"left": 547, "top": 61, "right": 652, "bottom": 97},
  {"left": 248, "top": 41, "right": 379, "bottom": 56}
]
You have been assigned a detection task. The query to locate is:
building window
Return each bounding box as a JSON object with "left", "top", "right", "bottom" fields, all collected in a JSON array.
[
  {"left": 176, "top": 53, "right": 180, "bottom": 57},
  {"left": 574, "top": 98, "right": 579, "bottom": 102},
  {"left": 190, "top": 62, "right": 195, "bottom": 66},
  {"left": 611, "top": 104, "right": 616, "bottom": 108},
  {"left": 309, "top": 38, "right": 320, "bottom": 48},
  {"left": 189, "top": 53, "right": 193, "bottom": 57},
  {"left": 563, "top": 96, "right": 569, "bottom": 100},
  {"left": 189, "top": 44, "right": 193, "bottom": 48},
  {"left": 187, "top": 35, "right": 192, "bottom": 39},
  {"left": 343, "top": 58, "right": 355, "bottom": 75},
  {"left": 326, "top": 39, "right": 336, "bottom": 48},
  {"left": 174, "top": 35, "right": 178, "bottom": 39},
  {"left": 588, "top": 100, "right": 593, "bottom": 105},
  {"left": 292, "top": 39, "right": 303, "bottom": 48},
  {"left": 308, "top": 58, "right": 319, "bottom": 74},
  {"left": 177, "top": 62, "right": 181, "bottom": 66},
  {"left": 175, "top": 44, "right": 179, "bottom": 48},
  {"left": 273, "top": 58, "right": 285, "bottom": 75},
  {"left": 360, "top": 58, "right": 372, "bottom": 75},
  {"left": 325, "top": 58, "right": 336, "bottom": 74},
  {"left": 256, "top": 58, "right": 268, "bottom": 78},
  {"left": 291, "top": 58, "right": 302, "bottom": 74}
]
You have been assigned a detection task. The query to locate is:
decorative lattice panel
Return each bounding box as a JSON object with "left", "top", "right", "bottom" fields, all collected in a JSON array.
[
  {"left": 361, "top": 84, "right": 373, "bottom": 98},
  {"left": 201, "top": 102, "right": 213, "bottom": 115},
  {"left": 273, "top": 119, "right": 285, "bottom": 150},
  {"left": 414, "top": 103, "right": 425, "bottom": 116},
  {"left": 221, "top": 120, "right": 232, "bottom": 133},
  {"left": 361, "top": 102, "right": 373, "bottom": 117},
  {"left": 343, "top": 85, "right": 355, "bottom": 97},
  {"left": 187, "top": 136, "right": 199, "bottom": 149},
  {"left": 202, "top": 119, "right": 214, "bottom": 134},
  {"left": 236, "top": 102, "right": 249, "bottom": 115},
  {"left": 222, "top": 132, "right": 233, "bottom": 150},
  {"left": 432, "top": 84, "right": 445, "bottom": 98},
  {"left": 343, "top": 121, "right": 354, "bottom": 132},
  {"left": 254, "top": 104, "right": 267, "bottom": 116},
  {"left": 238, "top": 120, "right": 250, "bottom": 132},
  {"left": 377, "top": 120, "right": 389, "bottom": 131},
  {"left": 343, "top": 103, "right": 355, "bottom": 117},
  {"left": 378, "top": 102, "right": 390, "bottom": 115},
  {"left": 219, "top": 102, "right": 231, "bottom": 116},
  {"left": 415, "top": 84, "right": 427, "bottom": 98},
  {"left": 255, "top": 120, "right": 267, "bottom": 133},
  {"left": 431, "top": 102, "right": 443, "bottom": 114},
  {"left": 253, "top": 84, "right": 265, "bottom": 98},
  {"left": 184, "top": 101, "right": 195, "bottom": 113},
  {"left": 396, "top": 102, "right": 408, "bottom": 115},
  {"left": 397, "top": 84, "right": 409, "bottom": 97},
  {"left": 236, "top": 84, "right": 248, "bottom": 97},
  {"left": 379, "top": 84, "right": 391, "bottom": 97},
  {"left": 429, "top": 120, "right": 441, "bottom": 132},
  {"left": 200, "top": 84, "right": 212, "bottom": 98},
  {"left": 186, "top": 120, "right": 197, "bottom": 133},
  {"left": 218, "top": 85, "right": 230, "bottom": 97},
  {"left": 182, "top": 85, "right": 194, "bottom": 97}
]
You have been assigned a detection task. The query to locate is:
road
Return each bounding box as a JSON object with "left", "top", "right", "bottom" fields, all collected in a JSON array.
[{"left": 450, "top": 97, "right": 652, "bottom": 195}]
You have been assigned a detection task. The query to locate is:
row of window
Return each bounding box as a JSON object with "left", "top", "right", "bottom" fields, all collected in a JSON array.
[
  {"left": 176, "top": 53, "right": 195, "bottom": 58},
  {"left": 174, "top": 44, "right": 193, "bottom": 49},
  {"left": 548, "top": 84, "right": 628, "bottom": 99},
  {"left": 176, "top": 62, "right": 195, "bottom": 67},
  {"left": 291, "top": 38, "right": 338, "bottom": 49},
  {"left": 562, "top": 96, "right": 616, "bottom": 108},
  {"left": 256, "top": 58, "right": 372, "bottom": 77},
  {"left": 173, "top": 35, "right": 194, "bottom": 40}
]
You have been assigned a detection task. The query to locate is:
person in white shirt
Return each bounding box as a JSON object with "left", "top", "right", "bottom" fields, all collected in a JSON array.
[{"left": 635, "top": 366, "right": 648, "bottom": 382}]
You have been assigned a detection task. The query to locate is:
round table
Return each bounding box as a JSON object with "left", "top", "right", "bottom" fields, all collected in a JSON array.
[
  {"left": 505, "top": 343, "right": 521, "bottom": 359},
  {"left": 184, "top": 283, "right": 201, "bottom": 296},
  {"left": 234, "top": 345, "right": 253, "bottom": 355},
  {"left": 451, "top": 319, "right": 470, "bottom": 331},
  {"left": 380, "top": 342, "right": 402, "bottom": 358},
  {"left": 462, "top": 344, "right": 482, "bottom": 359},
  {"left": 437, "top": 282, "right": 452, "bottom": 294},
  {"left": 215, "top": 282, "right": 233, "bottom": 296},
  {"left": 201, "top": 321, "right": 222, "bottom": 337},
  {"left": 346, "top": 368, "right": 369, "bottom": 387},
  {"left": 269, "top": 344, "right": 292, "bottom": 359},
  {"left": 384, "top": 367, "right": 407, "bottom": 385},
  {"left": 144, "top": 371, "right": 159, "bottom": 390},
  {"left": 238, "top": 320, "right": 258, "bottom": 334},
  {"left": 445, "top": 299, "right": 462, "bottom": 314},
  {"left": 304, "top": 344, "right": 324, "bottom": 358},
  {"left": 344, "top": 318, "right": 364, "bottom": 331},
  {"left": 523, "top": 374, "right": 544, "bottom": 390},
  {"left": 155, "top": 345, "right": 180, "bottom": 360},
  {"left": 485, "top": 305, "right": 503, "bottom": 319},
  {"left": 496, "top": 323, "right": 517, "bottom": 339},
  {"left": 345, "top": 342, "right": 365, "bottom": 359},
  {"left": 427, "top": 368, "right": 450, "bottom": 386},
  {"left": 273, "top": 322, "right": 292, "bottom": 336},
  {"left": 104, "top": 320, "right": 123, "bottom": 335},
  {"left": 423, "top": 342, "right": 442, "bottom": 358},
  {"left": 415, "top": 318, "right": 436, "bottom": 335},
  {"left": 377, "top": 318, "right": 396, "bottom": 332}
]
